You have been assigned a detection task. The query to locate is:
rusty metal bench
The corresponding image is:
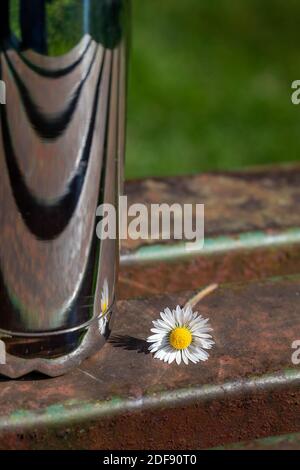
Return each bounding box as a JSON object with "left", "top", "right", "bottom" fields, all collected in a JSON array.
[{"left": 1, "top": 164, "right": 300, "bottom": 449}]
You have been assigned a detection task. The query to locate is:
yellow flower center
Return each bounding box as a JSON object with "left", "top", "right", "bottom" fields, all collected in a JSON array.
[
  {"left": 102, "top": 301, "right": 108, "bottom": 313},
  {"left": 169, "top": 327, "right": 192, "bottom": 350}
]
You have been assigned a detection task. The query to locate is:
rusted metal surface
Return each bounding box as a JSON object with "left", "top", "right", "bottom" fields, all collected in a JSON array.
[
  {"left": 1, "top": 276, "right": 300, "bottom": 449},
  {"left": 119, "top": 244, "right": 300, "bottom": 299},
  {"left": 119, "top": 165, "right": 300, "bottom": 299},
  {"left": 123, "top": 164, "right": 300, "bottom": 252}
]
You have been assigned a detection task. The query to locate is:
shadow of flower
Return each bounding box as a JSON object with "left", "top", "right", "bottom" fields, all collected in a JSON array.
[{"left": 109, "top": 335, "right": 150, "bottom": 355}]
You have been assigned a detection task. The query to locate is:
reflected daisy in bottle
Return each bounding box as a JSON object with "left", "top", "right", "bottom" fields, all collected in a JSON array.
[
  {"left": 147, "top": 305, "right": 214, "bottom": 365},
  {"left": 99, "top": 279, "right": 109, "bottom": 335}
]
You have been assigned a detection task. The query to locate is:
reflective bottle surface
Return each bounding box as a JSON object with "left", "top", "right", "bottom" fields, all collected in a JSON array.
[{"left": 0, "top": 0, "right": 129, "bottom": 377}]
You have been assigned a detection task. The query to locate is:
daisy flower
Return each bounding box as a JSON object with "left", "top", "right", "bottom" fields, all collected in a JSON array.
[{"left": 147, "top": 305, "right": 214, "bottom": 365}]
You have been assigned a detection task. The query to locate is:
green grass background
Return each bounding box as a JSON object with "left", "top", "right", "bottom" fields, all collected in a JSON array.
[{"left": 126, "top": 0, "right": 300, "bottom": 179}]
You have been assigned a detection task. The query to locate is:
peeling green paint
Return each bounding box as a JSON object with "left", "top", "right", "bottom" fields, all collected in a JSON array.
[
  {"left": 1, "top": 367, "right": 300, "bottom": 432},
  {"left": 121, "top": 228, "right": 300, "bottom": 265},
  {"left": 10, "top": 409, "right": 32, "bottom": 422},
  {"left": 214, "top": 432, "right": 300, "bottom": 450}
]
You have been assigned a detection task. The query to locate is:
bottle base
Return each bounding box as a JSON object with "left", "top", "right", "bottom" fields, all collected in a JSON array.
[{"left": 0, "top": 309, "right": 113, "bottom": 379}]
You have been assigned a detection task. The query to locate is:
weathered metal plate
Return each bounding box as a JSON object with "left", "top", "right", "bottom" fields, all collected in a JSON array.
[
  {"left": 0, "top": 276, "right": 300, "bottom": 449},
  {"left": 119, "top": 165, "right": 300, "bottom": 298}
]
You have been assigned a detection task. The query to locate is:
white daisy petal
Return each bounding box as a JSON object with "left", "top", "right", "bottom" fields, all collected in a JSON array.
[
  {"left": 168, "top": 352, "right": 177, "bottom": 364},
  {"left": 153, "top": 350, "right": 163, "bottom": 360},
  {"left": 192, "top": 332, "right": 213, "bottom": 339},
  {"left": 203, "top": 340, "right": 215, "bottom": 349},
  {"left": 150, "top": 328, "right": 168, "bottom": 335},
  {"left": 167, "top": 308, "right": 176, "bottom": 321},
  {"left": 149, "top": 331, "right": 166, "bottom": 339},
  {"left": 175, "top": 305, "right": 183, "bottom": 325},
  {"left": 182, "top": 349, "right": 189, "bottom": 365},
  {"left": 175, "top": 350, "right": 182, "bottom": 365},
  {"left": 191, "top": 325, "right": 213, "bottom": 334},
  {"left": 147, "top": 337, "right": 162, "bottom": 344},
  {"left": 164, "top": 350, "right": 173, "bottom": 363},
  {"left": 184, "top": 304, "right": 193, "bottom": 317},
  {"left": 163, "top": 308, "right": 175, "bottom": 324},
  {"left": 160, "top": 311, "right": 176, "bottom": 329},
  {"left": 156, "top": 320, "right": 173, "bottom": 331},
  {"left": 185, "top": 348, "right": 198, "bottom": 364},
  {"left": 182, "top": 307, "right": 190, "bottom": 325},
  {"left": 194, "top": 337, "right": 215, "bottom": 350},
  {"left": 189, "top": 318, "right": 209, "bottom": 329},
  {"left": 190, "top": 345, "right": 209, "bottom": 361}
]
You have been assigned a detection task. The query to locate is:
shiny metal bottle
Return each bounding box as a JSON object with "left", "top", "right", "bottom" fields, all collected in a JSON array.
[{"left": 0, "top": 0, "right": 129, "bottom": 377}]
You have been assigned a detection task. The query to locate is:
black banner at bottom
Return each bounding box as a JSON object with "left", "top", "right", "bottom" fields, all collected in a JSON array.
[{"left": 0, "top": 450, "right": 297, "bottom": 465}]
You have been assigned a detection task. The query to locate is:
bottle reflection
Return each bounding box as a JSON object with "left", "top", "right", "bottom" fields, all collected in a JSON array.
[{"left": 0, "top": 0, "right": 128, "bottom": 377}]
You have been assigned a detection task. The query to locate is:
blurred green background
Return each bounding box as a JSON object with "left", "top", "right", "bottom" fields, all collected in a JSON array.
[
  {"left": 126, "top": 0, "right": 300, "bottom": 179},
  {"left": 9, "top": 0, "right": 300, "bottom": 179}
]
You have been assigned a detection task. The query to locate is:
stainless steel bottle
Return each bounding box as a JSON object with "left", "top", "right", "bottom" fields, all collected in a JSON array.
[{"left": 0, "top": 0, "right": 129, "bottom": 377}]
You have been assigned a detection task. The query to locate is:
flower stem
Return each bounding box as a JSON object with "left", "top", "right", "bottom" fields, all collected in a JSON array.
[{"left": 184, "top": 283, "right": 218, "bottom": 310}]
